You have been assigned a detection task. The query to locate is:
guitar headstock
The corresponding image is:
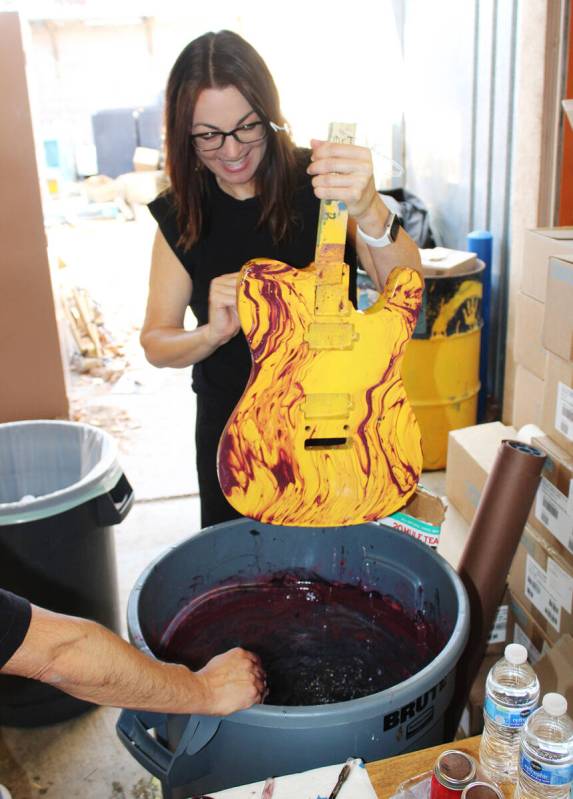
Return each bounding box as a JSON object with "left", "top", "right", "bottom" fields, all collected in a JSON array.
[
  {"left": 314, "top": 122, "right": 357, "bottom": 266},
  {"left": 326, "top": 121, "right": 356, "bottom": 146}
]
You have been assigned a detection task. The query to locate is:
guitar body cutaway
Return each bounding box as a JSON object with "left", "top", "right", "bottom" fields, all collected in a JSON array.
[{"left": 217, "top": 259, "right": 423, "bottom": 527}]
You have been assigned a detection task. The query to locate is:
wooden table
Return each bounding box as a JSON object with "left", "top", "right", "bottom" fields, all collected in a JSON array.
[{"left": 366, "top": 736, "right": 512, "bottom": 799}]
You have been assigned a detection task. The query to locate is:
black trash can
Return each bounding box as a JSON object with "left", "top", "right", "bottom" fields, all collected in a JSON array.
[{"left": 0, "top": 420, "right": 133, "bottom": 727}]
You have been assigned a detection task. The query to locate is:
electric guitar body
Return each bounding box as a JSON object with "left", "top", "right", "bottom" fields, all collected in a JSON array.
[{"left": 217, "top": 123, "right": 423, "bottom": 526}]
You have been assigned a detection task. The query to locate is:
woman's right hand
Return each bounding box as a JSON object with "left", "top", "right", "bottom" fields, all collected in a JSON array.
[{"left": 205, "top": 272, "right": 241, "bottom": 348}]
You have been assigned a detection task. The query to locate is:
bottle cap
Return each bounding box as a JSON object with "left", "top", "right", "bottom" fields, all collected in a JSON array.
[
  {"left": 542, "top": 693, "right": 567, "bottom": 716},
  {"left": 504, "top": 643, "right": 528, "bottom": 665}
]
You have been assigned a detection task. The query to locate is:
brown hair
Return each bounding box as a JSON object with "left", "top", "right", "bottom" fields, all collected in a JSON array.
[{"left": 164, "top": 30, "right": 298, "bottom": 249}]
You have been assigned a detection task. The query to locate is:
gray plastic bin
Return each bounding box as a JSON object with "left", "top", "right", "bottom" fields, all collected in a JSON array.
[
  {"left": 117, "top": 518, "right": 469, "bottom": 798},
  {"left": 0, "top": 420, "right": 133, "bottom": 727}
]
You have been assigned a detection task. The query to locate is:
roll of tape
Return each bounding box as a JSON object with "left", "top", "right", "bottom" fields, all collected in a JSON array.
[{"left": 516, "top": 424, "right": 545, "bottom": 444}]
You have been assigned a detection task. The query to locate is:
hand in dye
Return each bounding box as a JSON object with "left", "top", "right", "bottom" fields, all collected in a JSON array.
[
  {"left": 206, "top": 272, "right": 241, "bottom": 348},
  {"left": 195, "top": 647, "right": 267, "bottom": 715},
  {"left": 307, "top": 139, "right": 379, "bottom": 225}
]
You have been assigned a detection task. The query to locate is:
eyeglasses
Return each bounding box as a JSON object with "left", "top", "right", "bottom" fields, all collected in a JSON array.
[{"left": 190, "top": 121, "right": 268, "bottom": 152}]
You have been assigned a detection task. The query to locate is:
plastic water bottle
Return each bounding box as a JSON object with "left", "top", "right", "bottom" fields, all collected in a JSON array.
[
  {"left": 479, "top": 643, "right": 540, "bottom": 784},
  {"left": 514, "top": 692, "right": 573, "bottom": 799}
]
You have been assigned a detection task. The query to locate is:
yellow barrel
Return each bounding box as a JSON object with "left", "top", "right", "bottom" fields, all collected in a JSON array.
[{"left": 401, "top": 263, "right": 484, "bottom": 470}]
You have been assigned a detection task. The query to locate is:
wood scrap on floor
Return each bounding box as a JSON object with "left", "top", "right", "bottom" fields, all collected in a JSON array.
[{"left": 62, "top": 286, "right": 127, "bottom": 382}]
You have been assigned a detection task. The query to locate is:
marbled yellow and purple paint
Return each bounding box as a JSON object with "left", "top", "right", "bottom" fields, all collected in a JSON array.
[{"left": 217, "top": 262, "right": 423, "bottom": 526}]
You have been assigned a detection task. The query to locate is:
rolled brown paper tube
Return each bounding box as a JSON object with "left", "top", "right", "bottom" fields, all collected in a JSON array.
[{"left": 445, "top": 439, "right": 546, "bottom": 737}]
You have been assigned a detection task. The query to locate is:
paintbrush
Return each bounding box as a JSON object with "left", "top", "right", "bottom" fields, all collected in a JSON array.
[{"left": 327, "top": 758, "right": 355, "bottom": 799}]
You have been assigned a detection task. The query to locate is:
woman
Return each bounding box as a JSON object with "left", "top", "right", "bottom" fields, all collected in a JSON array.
[{"left": 141, "top": 30, "right": 421, "bottom": 527}]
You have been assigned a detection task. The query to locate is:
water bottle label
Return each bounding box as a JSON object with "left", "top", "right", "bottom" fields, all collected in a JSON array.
[
  {"left": 520, "top": 753, "right": 573, "bottom": 786},
  {"left": 484, "top": 696, "right": 533, "bottom": 728}
]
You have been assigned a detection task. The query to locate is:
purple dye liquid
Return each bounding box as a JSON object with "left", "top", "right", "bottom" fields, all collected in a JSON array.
[{"left": 159, "top": 570, "right": 445, "bottom": 706}]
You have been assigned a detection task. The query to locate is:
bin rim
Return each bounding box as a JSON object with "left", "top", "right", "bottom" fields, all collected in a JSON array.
[{"left": 0, "top": 420, "right": 123, "bottom": 526}]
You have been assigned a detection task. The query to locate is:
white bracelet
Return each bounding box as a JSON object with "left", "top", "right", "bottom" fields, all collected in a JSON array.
[{"left": 357, "top": 213, "right": 398, "bottom": 248}]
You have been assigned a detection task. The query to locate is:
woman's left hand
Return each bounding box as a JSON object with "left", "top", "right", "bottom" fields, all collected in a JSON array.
[{"left": 307, "top": 139, "right": 381, "bottom": 226}]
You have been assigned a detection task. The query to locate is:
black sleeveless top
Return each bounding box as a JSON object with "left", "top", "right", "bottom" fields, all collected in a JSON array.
[
  {"left": 148, "top": 149, "right": 357, "bottom": 397},
  {"left": 0, "top": 589, "right": 31, "bottom": 669}
]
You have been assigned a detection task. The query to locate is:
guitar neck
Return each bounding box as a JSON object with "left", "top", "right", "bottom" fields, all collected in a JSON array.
[{"left": 314, "top": 121, "right": 356, "bottom": 270}]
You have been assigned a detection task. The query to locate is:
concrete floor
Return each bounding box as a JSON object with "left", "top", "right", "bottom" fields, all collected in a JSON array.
[{"left": 0, "top": 212, "right": 464, "bottom": 798}]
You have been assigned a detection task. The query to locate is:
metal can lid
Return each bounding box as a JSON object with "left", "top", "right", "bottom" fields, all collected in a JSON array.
[
  {"left": 461, "top": 782, "right": 504, "bottom": 799},
  {"left": 434, "top": 750, "right": 477, "bottom": 789}
]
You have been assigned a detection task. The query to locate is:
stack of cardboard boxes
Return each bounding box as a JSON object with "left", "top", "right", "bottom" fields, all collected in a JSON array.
[
  {"left": 513, "top": 227, "right": 573, "bottom": 431},
  {"left": 443, "top": 225, "right": 573, "bottom": 733},
  {"left": 508, "top": 227, "right": 573, "bottom": 662}
]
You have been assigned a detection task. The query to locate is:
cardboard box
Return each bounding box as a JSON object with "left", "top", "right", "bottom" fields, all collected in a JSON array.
[
  {"left": 514, "top": 292, "right": 547, "bottom": 379},
  {"left": 528, "top": 435, "right": 573, "bottom": 564},
  {"left": 133, "top": 146, "right": 160, "bottom": 171},
  {"left": 446, "top": 422, "right": 517, "bottom": 525},
  {"left": 520, "top": 228, "right": 573, "bottom": 303},
  {"left": 508, "top": 524, "right": 573, "bottom": 644},
  {"left": 436, "top": 502, "right": 470, "bottom": 570},
  {"left": 541, "top": 353, "right": 573, "bottom": 457},
  {"left": 534, "top": 634, "right": 573, "bottom": 708},
  {"left": 512, "top": 365, "right": 545, "bottom": 430},
  {"left": 380, "top": 485, "right": 446, "bottom": 548},
  {"left": 543, "top": 256, "right": 573, "bottom": 363},
  {"left": 510, "top": 592, "right": 553, "bottom": 663}
]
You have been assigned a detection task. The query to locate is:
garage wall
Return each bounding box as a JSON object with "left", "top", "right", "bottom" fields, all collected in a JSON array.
[
  {"left": 399, "top": 0, "right": 520, "bottom": 415},
  {"left": 0, "top": 12, "right": 68, "bottom": 422}
]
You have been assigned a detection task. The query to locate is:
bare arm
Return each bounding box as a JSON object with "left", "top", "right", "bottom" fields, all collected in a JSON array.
[
  {"left": 307, "top": 140, "right": 422, "bottom": 290},
  {"left": 350, "top": 210, "right": 422, "bottom": 293},
  {"left": 140, "top": 228, "right": 241, "bottom": 368},
  {"left": 2, "top": 604, "right": 266, "bottom": 715}
]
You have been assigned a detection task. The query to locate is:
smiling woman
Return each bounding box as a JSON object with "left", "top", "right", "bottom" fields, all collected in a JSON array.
[{"left": 139, "top": 29, "right": 421, "bottom": 528}]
